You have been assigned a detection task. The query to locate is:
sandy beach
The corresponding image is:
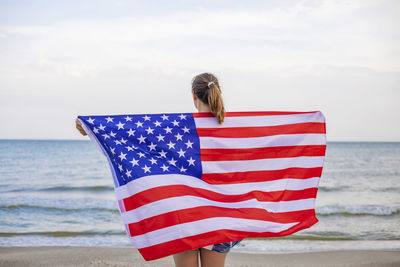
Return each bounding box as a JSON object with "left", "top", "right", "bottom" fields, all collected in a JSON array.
[{"left": 0, "top": 247, "right": 399, "bottom": 267}]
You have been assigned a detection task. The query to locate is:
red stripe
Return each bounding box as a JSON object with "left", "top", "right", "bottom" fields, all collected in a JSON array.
[
  {"left": 196, "top": 122, "right": 325, "bottom": 137},
  {"left": 128, "top": 206, "right": 316, "bottom": 237},
  {"left": 201, "top": 145, "right": 326, "bottom": 161},
  {"left": 202, "top": 167, "right": 323, "bottom": 184},
  {"left": 123, "top": 184, "right": 318, "bottom": 212},
  {"left": 138, "top": 215, "right": 318, "bottom": 260},
  {"left": 192, "top": 111, "right": 319, "bottom": 118}
]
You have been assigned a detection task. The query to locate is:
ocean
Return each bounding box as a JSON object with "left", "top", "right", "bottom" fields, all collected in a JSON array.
[{"left": 0, "top": 140, "right": 399, "bottom": 253}]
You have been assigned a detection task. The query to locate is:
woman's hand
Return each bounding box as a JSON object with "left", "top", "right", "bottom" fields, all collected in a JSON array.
[{"left": 75, "top": 118, "right": 87, "bottom": 136}]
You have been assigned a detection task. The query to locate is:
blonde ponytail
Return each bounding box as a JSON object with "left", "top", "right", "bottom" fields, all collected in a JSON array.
[{"left": 208, "top": 83, "right": 225, "bottom": 124}]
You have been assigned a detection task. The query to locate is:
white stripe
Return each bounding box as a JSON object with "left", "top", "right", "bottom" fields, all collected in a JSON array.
[
  {"left": 130, "top": 217, "right": 298, "bottom": 249},
  {"left": 114, "top": 174, "right": 320, "bottom": 200},
  {"left": 199, "top": 133, "right": 326, "bottom": 149},
  {"left": 194, "top": 112, "right": 325, "bottom": 128},
  {"left": 203, "top": 156, "right": 324, "bottom": 174},
  {"left": 121, "top": 197, "right": 315, "bottom": 224},
  {"left": 78, "top": 118, "right": 121, "bottom": 187},
  {"left": 202, "top": 245, "right": 214, "bottom": 250}
]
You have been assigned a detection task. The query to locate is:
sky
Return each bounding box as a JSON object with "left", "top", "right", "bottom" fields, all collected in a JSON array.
[{"left": 0, "top": 0, "right": 399, "bottom": 141}]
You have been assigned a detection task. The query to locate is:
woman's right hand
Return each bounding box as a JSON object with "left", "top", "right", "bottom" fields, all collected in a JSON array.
[{"left": 75, "top": 118, "right": 87, "bottom": 136}]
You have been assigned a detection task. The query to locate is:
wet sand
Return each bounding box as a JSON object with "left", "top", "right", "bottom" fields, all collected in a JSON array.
[{"left": 0, "top": 247, "right": 399, "bottom": 266}]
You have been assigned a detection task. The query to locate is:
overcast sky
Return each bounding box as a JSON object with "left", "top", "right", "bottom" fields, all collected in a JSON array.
[{"left": 0, "top": 0, "right": 399, "bottom": 141}]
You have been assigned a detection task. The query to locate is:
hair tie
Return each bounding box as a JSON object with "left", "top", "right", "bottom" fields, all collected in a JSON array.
[{"left": 208, "top": 81, "right": 215, "bottom": 88}]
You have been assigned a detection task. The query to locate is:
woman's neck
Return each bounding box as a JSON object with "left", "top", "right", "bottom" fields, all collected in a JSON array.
[{"left": 196, "top": 100, "right": 211, "bottom": 113}]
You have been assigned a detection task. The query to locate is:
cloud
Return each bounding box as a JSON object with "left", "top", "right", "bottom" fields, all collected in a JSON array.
[
  {"left": 0, "top": 25, "right": 51, "bottom": 36},
  {"left": 0, "top": 0, "right": 399, "bottom": 140}
]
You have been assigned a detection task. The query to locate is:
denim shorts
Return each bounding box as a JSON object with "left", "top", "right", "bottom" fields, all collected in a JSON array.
[{"left": 191, "top": 240, "right": 243, "bottom": 253}]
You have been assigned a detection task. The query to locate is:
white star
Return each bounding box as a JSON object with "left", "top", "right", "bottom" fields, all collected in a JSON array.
[
  {"left": 87, "top": 117, "right": 95, "bottom": 124},
  {"left": 179, "top": 166, "right": 187, "bottom": 172},
  {"left": 164, "top": 126, "right": 172, "bottom": 134},
  {"left": 109, "top": 131, "right": 116, "bottom": 138},
  {"left": 168, "top": 158, "right": 177, "bottom": 166},
  {"left": 126, "top": 146, "right": 133, "bottom": 151},
  {"left": 177, "top": 149, "right": 186, "bottom": 158},
  {"left": 137, "top": 135, "right": 146, "bottom": 144},
  {"left": 153, "top": 120, "right": 162, "bottom": 127},
  {"left": 118, "top": 152, "right": 127, "bottom": 161},
  {"left": 125, "top": 169, "right": 132, "bottom": 178},
  {"left": 102, "top": 133, "right": 110, "bottom": 140},
  {"left": 187, "top": 157, "right": 195, "bottom": 166},
  {"left": 120, "top": 138, "right": 127, "bottom": 144},
  {"left": 93, "top": 127, "right": 99, "bottom": 134},
  {"left": 185, "top": 140, "right": 194, "bottom": 148},
  {"left": 105, "top": 117, "right": 114, "bottom": 123},
  {"left": 118, "top": 164, "right": 123, "bottom": 171},
  {"left": 114, "top": 140, "right": 122, "bottom": 145},
  {"left": 137, "top": 152, "right": 146, "bottom": 158},
  {"left": 181, "top": 126, "right": 190, "bottom": 133},
  {"left": 179, "top": 114, "right": 187, "bottom": 120},
  {"left": 149, "top": 158, "right": 158, "bottom": 165},
  {"left": 156, "top": 134, "right": 165, "bottom": 142},
  {"left": 172, "top": 120, "right": 180, "bottom": 126},
  {"left": 148, "top": 142, "right": 157, "bottom": 151},
  {"left": 135, "top": 121, "right": 143, "bottom": 128},
  {"left": 126, "top": 128, "right": 136, "bottom": 136},
  {"left": 174, "top": 133, "right": 183, "bottom": 141},
  {"left": 110, "top": 147, "right": 116, "bottom": 155},
  {"left": 116, "top": 121, "right": 125, "bottom": 130},
  {"left": 130, "top": 158, "right": 139, "bottom": 167},
  {"left": 124, "top": 116, "right": 133, "bottom": 122},
  {"left": 145, "top": 127, "right": 154, "bottom": 135},
  {"left": 160, "top": 164, "right": 169, "bottom": 172},
  {"left": 161, "top": 114, "right": 169, "bottom": 120},
  {"left": 98, "top": 124, "right": 106, "bottom": 131},
  {"left": 167, "top": 141, "right": 176, "bottom": 149},
  {"left": 142, "top": 165, "right": 151, "bottom": 173},
  {"left": 158, "top": 150, "right": 167, "bottom": 158},
  {"left": 143, "top": 115, "right": 151, "bottom": 121},
  {"left": 130, "top": 144, "right": 137, "bottom": 150}
]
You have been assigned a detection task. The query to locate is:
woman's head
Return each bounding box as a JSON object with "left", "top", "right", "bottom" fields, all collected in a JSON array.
[{"left": 191, "top": 72, "right": 225, "bottom": 124}]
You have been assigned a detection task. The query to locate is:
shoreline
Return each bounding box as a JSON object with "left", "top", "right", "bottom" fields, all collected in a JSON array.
[{"left": 1, "top": 246, "right": 399, "bottom": 266}]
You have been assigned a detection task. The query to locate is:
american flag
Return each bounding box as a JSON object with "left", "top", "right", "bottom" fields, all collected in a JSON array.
[{"left": 77, "top": 111, "right": 326, "bottom": 261}]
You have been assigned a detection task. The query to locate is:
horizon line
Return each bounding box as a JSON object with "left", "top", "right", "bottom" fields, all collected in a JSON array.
[{"left": 0, "top": 138, "right": 399, "bottom": 143}]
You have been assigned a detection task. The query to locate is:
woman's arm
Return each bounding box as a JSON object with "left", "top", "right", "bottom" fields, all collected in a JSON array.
[{"left": 75, "top": 118, "right": 87, "bottom": 136}]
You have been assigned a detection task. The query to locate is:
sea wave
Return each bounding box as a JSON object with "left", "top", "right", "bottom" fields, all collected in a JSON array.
[
  {"left": 0, "top": 232, "right": 357, "bottom": 241},
  {"left": 316, "top": 205, "right": 400, "bottom": 216},
  {"left": 249, "top": 235, "right": 354, "bottom": 241},
  {"left": 0, "top": 231, "right": 125, "bottom": 237},
  {"left": 39, "top": 185, "right": 113, "bottom": 192},
  {"left": 0, "top": 204, "right": 119, "bottom": 213},
  {"left": 7, "top": 185, "right": 113, "bottom": 193},
  {"left": 318, "top": 185, "right": 352, "bottom": 192},
  {"left": 2, "top": 202, "right": 399, "bottom": 216},
  {"left": 319, "top": 185, "right": 400, "bottom": 193},
  {"left": 0, "top": 196, "right": 118, "bottom": 211},
  {"left": 2, "top": 232, "right": 396, "bottom": 242}
]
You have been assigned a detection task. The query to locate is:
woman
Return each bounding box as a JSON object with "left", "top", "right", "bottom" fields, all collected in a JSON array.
[
  {"left": 172, "top": 72, "right": 243, "bottom": 266},
  {"left": 75, "top": 72, "right": 242, "bottom": 267}
]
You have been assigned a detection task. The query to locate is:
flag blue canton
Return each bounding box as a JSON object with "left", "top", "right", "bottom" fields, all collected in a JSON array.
[{"left": 78, "top": 113, "right": 202, "bottom": 186}]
